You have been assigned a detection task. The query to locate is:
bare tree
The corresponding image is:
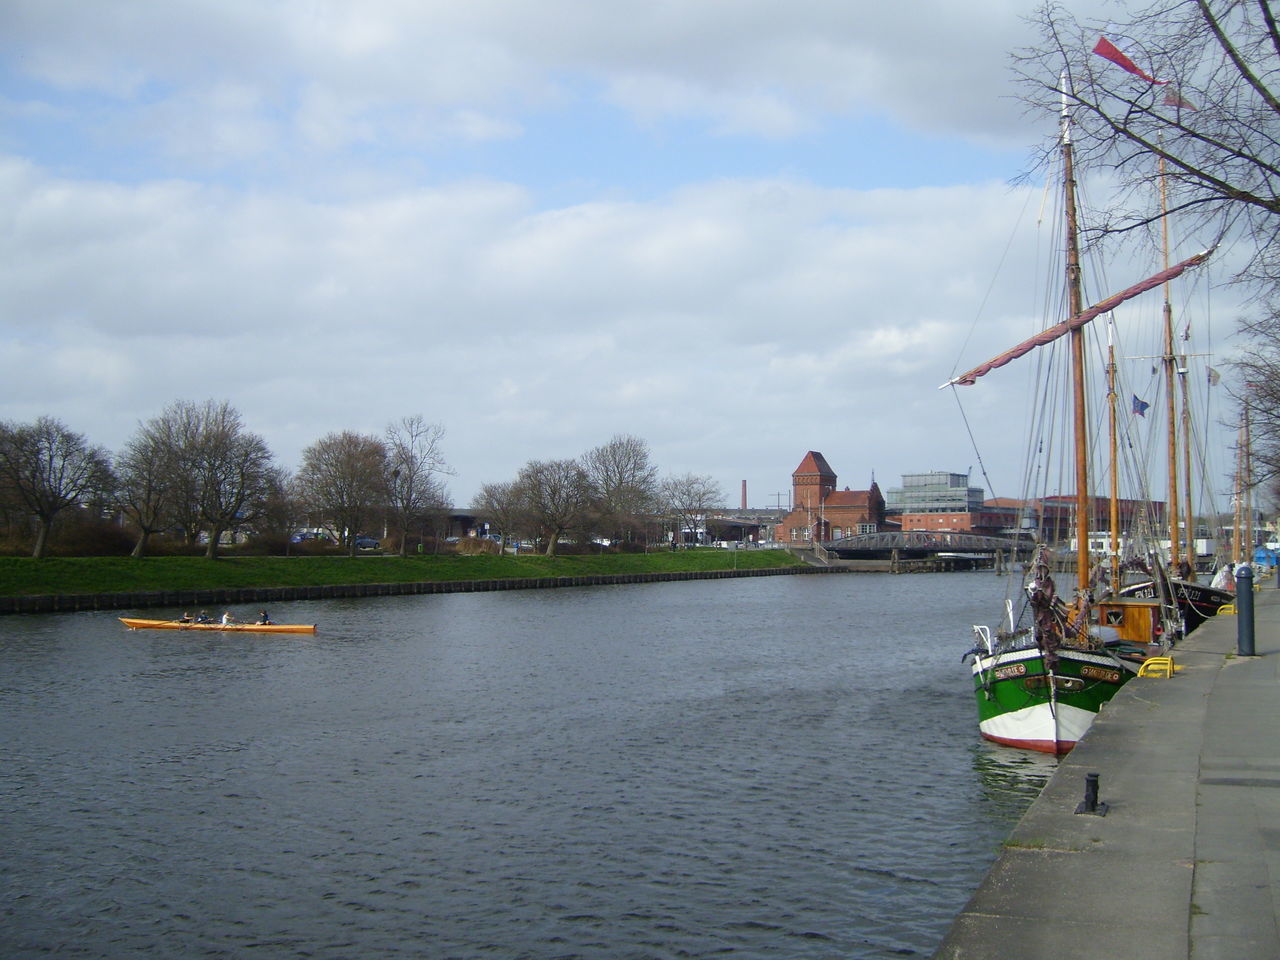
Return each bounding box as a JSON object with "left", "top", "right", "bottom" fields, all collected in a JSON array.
[
  {"left": 1236, "top": 308, "right": 1280, "bottom": 487},
  {"left": 385, "top": 415, "right": 451, "bottom": 557},
  {"left": 471, "top": 480, "right": 528, "bottom": 547},
  {"left": 115, "top": 400, "right": 274, "bottom": 556},
  {"left": 295, "top": 431, "right": 388, "bottom": 556},
  {"left": 0, "top": 466, "right": 24, "bottom": 541},
  {"left": 1015, "top": 2, "right": 1280, "bottom": 284},
  {"left": 660, "top": 472, "right": 725, "bottom": 546},
  {"left": 581, "top": 434, "right": 659, "bottom": 545},
  {"left": 117, "top": 413, "right": 180, "bottom": 558},
  {"left": 516, "top": 458, "right": 592, "bottom": 556},
  {"left": 150, "top": 400, "right": 216, "bottom": 547},
  {"left": 252, "top": 466, "right": 302, "bottom": 548},
  {"left": 0, "top": 417, "right": 114, "bottom": 558},
  {"left": 191, "top": 402, "right": 275, "bottom": 559}
]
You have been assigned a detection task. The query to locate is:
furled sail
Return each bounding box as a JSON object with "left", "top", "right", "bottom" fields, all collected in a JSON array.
[{"left": 942, "top": 249, "right": 1212, "bottom": 388}]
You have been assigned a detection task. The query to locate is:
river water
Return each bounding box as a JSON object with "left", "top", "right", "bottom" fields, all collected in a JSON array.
[{"left": 1, "top": 571, "right": 1055, "bottom": 959}]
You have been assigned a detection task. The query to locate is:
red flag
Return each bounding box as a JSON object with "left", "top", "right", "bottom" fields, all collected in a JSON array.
[
  {"left": 1093, "top": 37, "right": 1166, "bottom": 85},
  {"left": 1163, "top": 88, "right": 1197, "bottom": 111}
]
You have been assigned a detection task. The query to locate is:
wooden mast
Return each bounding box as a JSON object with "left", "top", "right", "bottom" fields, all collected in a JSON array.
[
  {"left": 1107, "top": 323, "right": 1121, "bottom": 590},
  {"left": 1232, "top": 398, "right": 1252, "bottom": 568},
  {"left": 1244, "top": 400, "right": 1253, "bottom": 564},
  {"left": 1160, "top": 160, "right": 1183, "bottom": 570},
  {"left": 1179, "top": 367, "right": 1197, "bottom": 577},
  {"left": 1062, "top": 109, "right": 1091, "bottom": 594},
  {"left": 1233, "top": 410, "right": 1244, "bottom": 566}
]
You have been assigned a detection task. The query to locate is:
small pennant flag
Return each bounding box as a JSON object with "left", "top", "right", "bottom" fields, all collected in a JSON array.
[
  {"left": 1094, "top": 37, "right": 1196, "bottom": 109},
  {"left": 1207, "top": 366, "right": 1221, "bottom": 386},
  {"left": 1093, "top": 37, "right": 1164, "bottom": 84},
  {"left": 1132, "top": 394, "right": 1151, "bottom": 417}
]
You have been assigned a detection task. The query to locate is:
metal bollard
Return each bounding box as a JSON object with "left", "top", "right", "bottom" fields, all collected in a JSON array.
[
  {"left": 1075, "top": 772, "right": 1108, "bottom": 816},
  {"left": 1237, "top": 564, "right": 1256, "bottom": 656}
]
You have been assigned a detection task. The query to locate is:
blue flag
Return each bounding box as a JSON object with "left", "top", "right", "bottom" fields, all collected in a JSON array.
[{"left": 1132, "top": 394, "right": 1150, "bottom": 417}]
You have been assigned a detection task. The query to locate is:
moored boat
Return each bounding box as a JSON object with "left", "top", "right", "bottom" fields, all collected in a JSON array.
[
  {"left": 967, "top": 547, "right": 1172, "bottom": 753},
  {"left": 947, "top": 78, "right": 1206, "bottom": 754},
  {"left": 972, "top": 645, "right": 1135, "bottom": 754},
  {"left": 1118, "top": 576, "right": 1234, "bottom": 632},
  {"left": 119, "top": 617, "right": 316, "bottom": 635}
]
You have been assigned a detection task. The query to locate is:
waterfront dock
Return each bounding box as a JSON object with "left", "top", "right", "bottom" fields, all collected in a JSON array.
[{"left": 934, "top": 586, "right": 1280, "bottom": 960}]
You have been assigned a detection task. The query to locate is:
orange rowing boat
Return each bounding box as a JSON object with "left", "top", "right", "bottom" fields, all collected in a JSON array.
[{"left": 119, "top": 617, "right": 316, "bottom": 635}]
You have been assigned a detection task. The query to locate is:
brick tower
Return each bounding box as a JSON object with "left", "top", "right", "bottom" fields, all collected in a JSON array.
[{"left": 792, "top": 451, "right": 836, "bottom": 511}]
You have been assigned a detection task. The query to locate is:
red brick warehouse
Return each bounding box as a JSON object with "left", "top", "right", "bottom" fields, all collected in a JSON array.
[{"left": 777, "top": 451, "right": 885, "bottom": 543}]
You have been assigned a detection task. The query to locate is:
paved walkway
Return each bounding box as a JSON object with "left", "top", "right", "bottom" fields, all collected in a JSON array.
[{"left": 933, "top": 582, "right": 1280, "bottom": 960}]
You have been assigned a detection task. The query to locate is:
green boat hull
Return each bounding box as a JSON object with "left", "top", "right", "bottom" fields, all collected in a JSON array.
[{"left": 972, "top": 645, "right": 1134, "bottom": 754}]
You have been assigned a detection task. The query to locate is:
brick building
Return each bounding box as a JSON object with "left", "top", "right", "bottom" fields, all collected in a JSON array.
[
  {"left": 896, "top": 494, "right": 1165, "bottom": 540},
  {"left": 777, "top": 451, "right": 885, "bottom": 543},
  {"left": 897, "top": 504, "right": 1020, "bottom": 537}
]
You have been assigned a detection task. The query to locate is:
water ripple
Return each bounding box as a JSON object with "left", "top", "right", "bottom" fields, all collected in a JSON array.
[{"left": 2, "top": 574, "right": 1052, "bottom": 959}]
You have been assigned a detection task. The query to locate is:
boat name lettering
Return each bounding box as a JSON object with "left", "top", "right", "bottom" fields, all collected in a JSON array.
[
  {"left": 1080, "top": 665, "right": 1122, "bottom": 683},
  {"left": 993, "top": 663, "right": 1027, "bottom": 680}
]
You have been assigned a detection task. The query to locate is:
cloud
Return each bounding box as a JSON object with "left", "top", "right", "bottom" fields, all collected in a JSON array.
[
  {"left": 1, "top": 0, "right": 1234, "bottom": 512},
  {"left": 0, "top": 149, "right": 1063, "bottom": 501},
  {"left": 1, "top": 0, "right": 1109, "bottom": 168},
  {"left": 604, "top": 75, "right": 812, "bottom": 139}
]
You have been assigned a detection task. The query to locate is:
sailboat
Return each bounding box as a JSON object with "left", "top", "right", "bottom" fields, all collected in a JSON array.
[{"left": 944, "top": 95, "right": 1210, "bottom": 754}]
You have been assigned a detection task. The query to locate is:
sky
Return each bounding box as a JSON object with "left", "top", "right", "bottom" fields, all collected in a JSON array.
[{"left": 0, "top": 0, "right": 1245, "bottom": 511}]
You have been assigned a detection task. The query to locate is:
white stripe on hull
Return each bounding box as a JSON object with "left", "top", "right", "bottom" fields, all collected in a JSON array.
[
  {"left": 971, "top": 646, "right": 1128, "bottom": 676},
  {"left": 978, "top": 701, "right": 1097, "bottom": 753}
]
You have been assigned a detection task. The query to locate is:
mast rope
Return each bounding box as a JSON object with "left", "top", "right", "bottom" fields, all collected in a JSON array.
[
  {"left": 946, "top": 386, "right": 1002, "bottom": 511},
  {"left": 945, "top": 188, "right": 1037, "bottom": 384}
]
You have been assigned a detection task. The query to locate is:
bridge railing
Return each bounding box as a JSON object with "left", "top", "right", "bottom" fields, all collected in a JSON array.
[{"left": 825, "top": 531, "right": 1030, "bottom": 553}]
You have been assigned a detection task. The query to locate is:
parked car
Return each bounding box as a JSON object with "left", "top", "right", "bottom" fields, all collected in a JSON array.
[
  {"left": 353, "top": 536, "right": 380, "bottom": 550},
  {"left": 291, "top": 531, "right": 332, "bottom": 544}
]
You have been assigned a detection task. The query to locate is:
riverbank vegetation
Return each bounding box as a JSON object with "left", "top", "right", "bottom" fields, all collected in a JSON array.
[
  {"left": 0, "top": 407, "right": 736, "bottom": 561},
  {"left": 0, "top": 548, "right": 803, "bottom": 598}
]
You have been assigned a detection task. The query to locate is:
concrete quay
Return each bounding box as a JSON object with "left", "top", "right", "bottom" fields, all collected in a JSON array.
[{"left": 934, "top": 586, "right": 1280, "bottom": 960}]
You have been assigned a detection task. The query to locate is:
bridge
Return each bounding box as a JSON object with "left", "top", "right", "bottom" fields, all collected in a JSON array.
[{"left": 825, "top": 531, "right": 1032, "bottom": 560}]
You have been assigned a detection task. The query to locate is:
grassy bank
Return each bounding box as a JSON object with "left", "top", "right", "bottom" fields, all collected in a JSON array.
[{"left": 0, "top": 549, "right": 804, "bottom": 598}]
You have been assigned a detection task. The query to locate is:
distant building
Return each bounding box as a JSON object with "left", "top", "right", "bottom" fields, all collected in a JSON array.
[
  {"left": 886, "top": 471, "right": 1011, "bottom": 535},
  {"left": 1037, "top": 495, "right": 1166, "bottom": 542},
  {"left": 898, "top": 503, "right": 1019, "bottom": 537},
  {"left": 885, "top": 471, "right": 1169, "bottom": 540},
  {"left": 886, "top": 471, "right": 984, "bottom": 514},
  {"left": 777, "top": 451, "right": 884, "bottom": 543}
]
